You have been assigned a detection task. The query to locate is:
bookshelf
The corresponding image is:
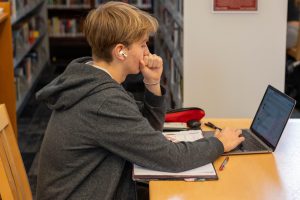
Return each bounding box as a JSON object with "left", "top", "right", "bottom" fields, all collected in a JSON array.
[
  {"left": 154, "top": 0, "right": 183, "bottom": 109},
  {"left": 0, "top": 2, "right": 17, "bottom": 134},
  {"left": 11, "top": 0, "right": 45, "bottom": 26},
  {"left": 94, "top": 0, "right": 152, "bottom": 9},
  {"left": 47, "top": 0, "right": 93, "bottom": 66},
  {"left": 47, "top": 0, "right": 153, "bottom": 67},
  {"left": 11, "top": 0, "right": 50, "bottom": 116}
]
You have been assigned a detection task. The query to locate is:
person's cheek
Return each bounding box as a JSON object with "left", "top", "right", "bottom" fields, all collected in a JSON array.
[{"left": 143, "top": 55, "right": 149, "bottom": 66}]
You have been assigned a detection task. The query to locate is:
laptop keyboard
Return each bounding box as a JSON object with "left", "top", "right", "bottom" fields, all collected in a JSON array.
[{"left": 240, "top": 130, "right": 268, "bottom": 151}]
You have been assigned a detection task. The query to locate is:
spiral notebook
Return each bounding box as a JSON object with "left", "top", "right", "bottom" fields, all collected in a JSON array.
[{"left": 133, "top": 130, "right": 218, "bottom": 181}]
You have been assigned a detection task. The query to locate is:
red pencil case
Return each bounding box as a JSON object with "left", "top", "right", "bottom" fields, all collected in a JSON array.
[{"left": 165, "top": 107, "right": 205, "bottom": 123}]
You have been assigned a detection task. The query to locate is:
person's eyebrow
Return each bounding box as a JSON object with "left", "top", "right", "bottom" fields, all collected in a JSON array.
[{"left": 142, "top": 38, "right": 149, "bottom": 43}]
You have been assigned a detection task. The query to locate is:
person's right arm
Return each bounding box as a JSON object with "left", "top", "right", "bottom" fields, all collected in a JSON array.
[{"left": 93, "top": 90, "right": 243, "bottom": 172}]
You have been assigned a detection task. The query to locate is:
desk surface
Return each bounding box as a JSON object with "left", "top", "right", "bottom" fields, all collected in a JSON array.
[{"left": 150, "top": 118, "right": 300, "bottom": 200}]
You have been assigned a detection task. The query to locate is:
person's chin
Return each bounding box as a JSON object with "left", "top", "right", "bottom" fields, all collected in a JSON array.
[{"left": 131, "top": 68, "right": 140, "bottom": 74}]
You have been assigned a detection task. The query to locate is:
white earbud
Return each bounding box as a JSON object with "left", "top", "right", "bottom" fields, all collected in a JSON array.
[{"left": 119, "top": 50, "right": 127, "bottom": 57}]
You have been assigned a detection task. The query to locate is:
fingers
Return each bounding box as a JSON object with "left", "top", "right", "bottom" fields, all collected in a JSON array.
[
  {"left": 234, "top": 129, "right": 245, "bottom": 143},
  {"left": 214, "top": 129, "right": 221, "bottom": 137},
  {"left": 139, "top": 59, "right": 146, "bottom": 71},
  {"left": 142, "top": 54, "right": 162, "bottom": 69},
  {"left": 147, "top": 55, "right": 153, "bottom": 68},
  {"left": 142, "top": 56, "right": 148, "bottom": 67},
  {"left": 214, "top": 127, "right": 245, "bottom": 152},
  {"left": 217, "top": 127, "right": 241, "bottom": 137},
  {"left": 238, "top": 135, "right": 245, "bottom": 142},
  {"left": 140, "top": 53, "right": 163, "bottom": 86}
]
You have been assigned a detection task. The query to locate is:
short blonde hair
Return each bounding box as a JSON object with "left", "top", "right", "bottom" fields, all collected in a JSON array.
[{"left": 83, "top": 1, "right": 158, "bottom": 62}]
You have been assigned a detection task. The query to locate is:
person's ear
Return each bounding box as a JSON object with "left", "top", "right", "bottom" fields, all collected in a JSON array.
[{"left": 113, "top": 44, "right": 127, "bottom": 60}]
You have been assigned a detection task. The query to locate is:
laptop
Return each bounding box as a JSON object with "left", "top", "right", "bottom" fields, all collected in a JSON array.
[{"left": 224, "top": 85, "right": 296, "bottom": 155}]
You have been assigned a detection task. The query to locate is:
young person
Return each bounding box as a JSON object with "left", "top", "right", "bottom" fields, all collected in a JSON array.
[{"left": 36, "top": 2, "right": 244, "bottom": 200}]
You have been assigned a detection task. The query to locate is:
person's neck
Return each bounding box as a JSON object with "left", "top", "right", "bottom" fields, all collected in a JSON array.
[{"left": 92, "top": 60, "right": 126, "bottom": 84}]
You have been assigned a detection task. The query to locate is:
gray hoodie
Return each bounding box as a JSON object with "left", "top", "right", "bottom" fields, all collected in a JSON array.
[{"left": 36, "top": 57, "right": 224, "bottom": 200}]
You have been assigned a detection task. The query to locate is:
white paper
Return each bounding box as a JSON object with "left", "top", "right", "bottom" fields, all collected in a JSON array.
[{"left": 163, "top": 130, "right": 203, "bottom": 142}]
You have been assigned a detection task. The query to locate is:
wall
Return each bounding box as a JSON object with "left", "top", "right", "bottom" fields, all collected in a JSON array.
[{"left": 183, "top": 0, "right": 288, "bottom": 118}]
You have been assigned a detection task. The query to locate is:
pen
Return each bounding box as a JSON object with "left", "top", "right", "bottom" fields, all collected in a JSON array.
[
  {"left": 204, "top": 122, "right": 222, "bottom": 131},
  {"left": 219, "top": 156, "right": 229, "bottom": 171}
]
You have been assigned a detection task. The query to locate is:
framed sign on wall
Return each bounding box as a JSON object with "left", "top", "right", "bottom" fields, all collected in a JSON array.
[{"left": 212, "top": 0, "right": 258, "bottom": 13}]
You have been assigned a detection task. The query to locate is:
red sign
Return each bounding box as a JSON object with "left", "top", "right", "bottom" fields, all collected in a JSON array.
[{"left": 213, "top": 0, "right": 257, "bottom": 11}]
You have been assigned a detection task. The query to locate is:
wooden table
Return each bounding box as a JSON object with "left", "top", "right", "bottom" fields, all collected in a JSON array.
[{"left": 150, "top": 119, "right": 300, "bottom": 200}]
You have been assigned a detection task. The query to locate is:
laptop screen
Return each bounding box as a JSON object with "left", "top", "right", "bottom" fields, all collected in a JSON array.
[{"left": 251, "top": 85, "right": 296, "bottom": 149}]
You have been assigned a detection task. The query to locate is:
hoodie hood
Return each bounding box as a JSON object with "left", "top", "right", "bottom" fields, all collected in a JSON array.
[{"left": 36, "top": 57, "right": 120, "bottom": 110}]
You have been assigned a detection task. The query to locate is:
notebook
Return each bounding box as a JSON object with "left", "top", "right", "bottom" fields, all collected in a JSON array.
[
  {"left": 133, "top": 130, "right": 218, "bottom": 181},
  {"left": 224, "top": 85, "right": 296, "bottom": 155}
]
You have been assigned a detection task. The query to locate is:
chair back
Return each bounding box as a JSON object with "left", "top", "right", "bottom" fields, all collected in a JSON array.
[
  {"left": 0, "top": 104, "right": 32, "bottom": 200},
  {"left": 287, "top": 24, "right": 300, "bottom": 61}
]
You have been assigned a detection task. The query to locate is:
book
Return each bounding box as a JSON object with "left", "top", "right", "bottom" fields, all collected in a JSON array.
[
  {"left": 163, "top": 122, "right": 188, "bottom": 131},
  {"left": 133, "top": 130, "right": 218, "bottom": 181}
]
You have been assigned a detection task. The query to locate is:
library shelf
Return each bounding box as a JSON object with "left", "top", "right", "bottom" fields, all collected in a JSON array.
[
  {"left": 47, "top": 4, "right": 91, "bottom": 10},
  {"left": 11, "top": 0, "right": 44, "bottom": 26},
  {"left": 154, "top": 0, "right": 184, "bottom": 108},
  {"left": 14, "top": 32, "right": 47, "bottom": 69},
  {"left": 16, "top": 61, "right": 48, "bottom": 116},
  {"left": 163, "top": 0, "right": 183, "bottom": 27},
  {"left": 9, "top": 0, "right": 50, "bottom": 120}
]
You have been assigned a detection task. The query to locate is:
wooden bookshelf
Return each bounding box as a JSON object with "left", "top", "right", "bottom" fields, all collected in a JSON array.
[
  {"left": 0, "top": 13, "right": 8, "bottom": 23},
  {"left": 0, "top": 2, "right": 17, "bottom": 135}
]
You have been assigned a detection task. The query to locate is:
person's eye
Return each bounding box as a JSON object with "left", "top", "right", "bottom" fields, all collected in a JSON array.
[{"left": 141, "top": 42, "right": 148, "bottom": 48}]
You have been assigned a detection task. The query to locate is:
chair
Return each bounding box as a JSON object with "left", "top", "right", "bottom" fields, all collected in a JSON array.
[
  {"left": 0, "top": 104, "right": 32, "bottom": 200},
  {"left": 287, "top": 24, "right": 300, "bottom": 61}
]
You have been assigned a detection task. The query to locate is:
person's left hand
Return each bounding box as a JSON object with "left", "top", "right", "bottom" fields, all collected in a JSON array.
[{"left": 139, "top": 53, "right": 163, "bottom": 84}]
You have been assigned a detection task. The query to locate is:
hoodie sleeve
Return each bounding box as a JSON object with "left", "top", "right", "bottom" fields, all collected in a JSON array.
[
  {"left": 127, "top": 86, "right": 167, "bottom": 131},
  {"left": 139, "top": 86, "right": 166, "bottom": 131},
  {"left": 94, "top": 89, "right": 224, "bottom": 173}
]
